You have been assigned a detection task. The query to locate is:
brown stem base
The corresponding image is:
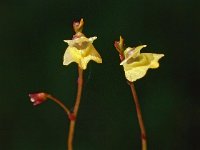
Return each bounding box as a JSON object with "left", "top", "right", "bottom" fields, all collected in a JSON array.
[{"left": 128, "top": 81, "right": 147, "bottom": 150}]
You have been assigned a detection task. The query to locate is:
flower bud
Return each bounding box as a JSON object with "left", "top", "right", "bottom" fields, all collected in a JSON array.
[
  {"left": 73, "top": 18, "right": 84, "bottom": 33},
  {"left": 29, "top": 93, "right": 48, "bottom": 106},
  {"left": 114, "top": 36, "right": 125, "bottom": 54}
]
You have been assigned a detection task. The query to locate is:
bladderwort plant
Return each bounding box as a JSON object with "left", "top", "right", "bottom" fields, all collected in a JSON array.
[
  {"left": 29, "top": 18, "right": 102, "bottom": 150},
  {"left": 29, "top": 19, "right": 164, "bottom": 150},
  {"left": 114, "top": 36, "right": 164, "bottom": 150}
]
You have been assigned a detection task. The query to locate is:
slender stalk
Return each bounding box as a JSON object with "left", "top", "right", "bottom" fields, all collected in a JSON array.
[
  {"left": 115, "top": 37, "right": 147, "bottom": 150},
  {"left": 128, "top": 81, "right": 147, "bottom": 150},
  {"left": 47, "top": 94, "right": 70, "bottom": 116},
  {"left": 68, "top": 67, "right": 83, "bottom": 150}
]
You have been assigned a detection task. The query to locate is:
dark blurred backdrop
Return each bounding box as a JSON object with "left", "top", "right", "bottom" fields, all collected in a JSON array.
[{"left": 0, "top": 0, "right": 200, "bottom": 150}]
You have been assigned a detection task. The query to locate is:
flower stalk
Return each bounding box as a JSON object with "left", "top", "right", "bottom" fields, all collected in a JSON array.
[
  {"left": 67, "top": 67, "right": 83, "bottom": 150},
  {"left": 47, "top": 94, "right": 70, "bottom": 116},
  {"left": 128, "top": 81, "right": 147, "bottom": 150},
  {"left": 114, "top": 36, "right": 148, "bottom": 150}
]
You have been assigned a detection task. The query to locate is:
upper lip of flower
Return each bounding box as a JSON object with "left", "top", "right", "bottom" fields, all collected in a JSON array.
[
  {"left": 64, "top": 36, "right": 97, "bottom": 44},
  {"left": 120, "top": 45, "right": 147, "bottom": 65},
  {"left": 64, "top": 36, "right": 97, "bottom": 50}
]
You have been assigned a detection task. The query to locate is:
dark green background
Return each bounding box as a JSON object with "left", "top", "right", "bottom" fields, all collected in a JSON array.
[{"left": 0, "top": 0, "right": 200, "bottom": 149}]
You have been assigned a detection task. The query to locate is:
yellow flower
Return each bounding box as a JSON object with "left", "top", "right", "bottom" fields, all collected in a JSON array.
[
  {"left": 120, "top": 45, "right": 164, "bottom": 82},
  {"left": 63, "top": 33, "right": 102, "bottom": 70}
]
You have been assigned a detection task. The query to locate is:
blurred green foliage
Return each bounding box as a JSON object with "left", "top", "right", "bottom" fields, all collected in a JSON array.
[{"left": 0, "top": 0, "right": 199, "bottom": 149}]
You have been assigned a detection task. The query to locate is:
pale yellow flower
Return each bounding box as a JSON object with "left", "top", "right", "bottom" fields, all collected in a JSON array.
[
  {"left": 120, "top": 45, "right": 164, "bottom": 82},
  {"left": 63, "top": 33, "right": 102, "bottom": 70}
]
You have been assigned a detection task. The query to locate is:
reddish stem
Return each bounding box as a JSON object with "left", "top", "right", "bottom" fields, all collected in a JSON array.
[
  {"left": 128, "top": 81, "right": 147, "bottom": 150},
  {"left": 47, "top": 94, "right": 70, "bottom": 116},
  {"left": 67, "top": 67, "right": 83, "bottom": 150}
]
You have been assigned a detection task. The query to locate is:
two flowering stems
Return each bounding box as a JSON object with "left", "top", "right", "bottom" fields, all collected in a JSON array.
[{"left": 29, "top": 19, "right": 164, "bottom": 150}]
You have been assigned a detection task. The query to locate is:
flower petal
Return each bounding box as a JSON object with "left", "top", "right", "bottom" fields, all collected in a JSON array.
[
  {"left": 64, "top": 36, "right": 96, "bottom": 46},
  {"left": 63, "top": 41, "right": 102, "bottom": 70},
  {"left": 124, "top": 65, "right": 150, "bottom": 82},
  {"left": 63, "top": 34, "right": 101, "bottom": 69},
  {"left": 122, "top": 53, "right": 164, "bottom": 82},
  {"left": 123, "top": 54, "right": 151, "bottom": 81},
  {"left": 63, "top": 48, "right": 75, "bottom": 66},
  {"left": 88, "top": 36, "right": 97, "bottom": 43},
  {"left": 120, "top": 45, "right": 147, "bottom": 65},
  {"left": 150, "top": 54, "right": 164, "bottom": 68},
  {"left": 80, "top": 44, "right": 102, "bottom": 70}
]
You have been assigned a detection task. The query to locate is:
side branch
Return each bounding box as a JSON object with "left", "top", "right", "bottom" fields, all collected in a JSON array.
[{"left": 47, "top": 94, "right": 70, "bottom": 116}]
